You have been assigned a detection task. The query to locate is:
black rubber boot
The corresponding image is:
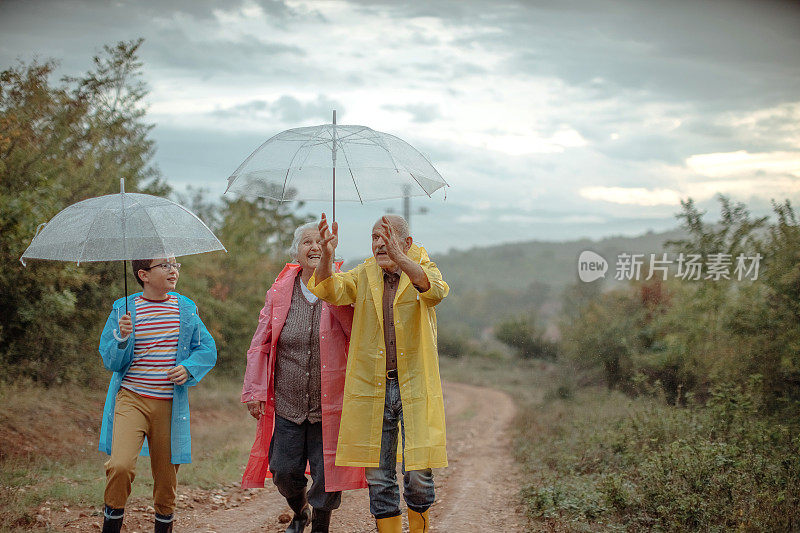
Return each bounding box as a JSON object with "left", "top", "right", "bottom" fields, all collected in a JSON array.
[
  {"left": 310, "top": 508, "right": 332, "bottom": 533},
  {"left": 154, "top": 512, "right": 174, "bottom": 533},
  {"left": 101, "top": 506, "right": 124, "bottom": 533},
  {"left": 285, "top": 493, "right": 311, "bottom": 533}
]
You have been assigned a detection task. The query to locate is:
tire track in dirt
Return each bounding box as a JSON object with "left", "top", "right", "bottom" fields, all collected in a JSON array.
[{"left": 431, "top": 382, "right": 527, "bottom": 532}]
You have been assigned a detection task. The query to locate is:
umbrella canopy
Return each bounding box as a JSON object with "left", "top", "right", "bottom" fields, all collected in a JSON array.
[
  {"left": 21, "top": 182, "right": 226, "bottom": 265},
  {"left": 21, "top": 179, "right": 226, "bottom": 333},
  {"left": 224, "top": 112, "right": 448, "bottom": 218}
]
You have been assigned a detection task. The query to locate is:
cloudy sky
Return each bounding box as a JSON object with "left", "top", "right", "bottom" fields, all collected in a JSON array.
[{"left": 2, "top": 0, "right": 799, "bottom": 259}]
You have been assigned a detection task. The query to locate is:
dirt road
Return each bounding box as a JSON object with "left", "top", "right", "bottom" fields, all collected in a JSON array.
[{"left": 60, "top": 381, "right": 527, "bottom": 532}]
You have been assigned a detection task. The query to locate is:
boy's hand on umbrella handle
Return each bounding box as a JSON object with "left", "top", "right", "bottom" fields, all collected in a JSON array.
[
  {"left": 167, "top": 365, "right": 189, "bottom": 385},
  {"left": 246, "top": 400, "right": 265, "bottom": 420},
  {"left": 118, "top": 313, "right": 133, "bottom": 337}
]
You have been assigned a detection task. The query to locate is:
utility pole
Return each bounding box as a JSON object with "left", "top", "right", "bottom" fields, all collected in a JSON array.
[{"left": 388, "top": 184, "right": 428, "bottom": 231}]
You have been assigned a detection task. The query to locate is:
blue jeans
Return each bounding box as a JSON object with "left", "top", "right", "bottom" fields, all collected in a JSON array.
[{"left": 365, "top": 378, "right": 435, "bottom": 519}]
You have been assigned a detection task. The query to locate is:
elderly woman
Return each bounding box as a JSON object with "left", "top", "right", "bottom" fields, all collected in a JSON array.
[{"left": 241, "top": 222, "right": 366, "bottom": 533}]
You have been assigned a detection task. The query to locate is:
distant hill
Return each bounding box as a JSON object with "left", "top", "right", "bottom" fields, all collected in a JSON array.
[
  {"left": 432, "top": 227, "right": 688, "bottom": 338},
  {"left": 435, "top": 227, "right": 688, "bottom": 294}
]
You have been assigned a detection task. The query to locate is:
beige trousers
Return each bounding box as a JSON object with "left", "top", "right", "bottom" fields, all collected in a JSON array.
[{"left": 104, "top": 388, "right": 179, "bottom": 515}]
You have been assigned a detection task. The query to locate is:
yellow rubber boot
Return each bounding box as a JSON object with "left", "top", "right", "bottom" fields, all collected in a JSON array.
[
  {"left": 375, "top": 515, "right": 402, "bottom": 533},
  {"left": 408, "top": 509, "right": 430, "bottom": 533}
]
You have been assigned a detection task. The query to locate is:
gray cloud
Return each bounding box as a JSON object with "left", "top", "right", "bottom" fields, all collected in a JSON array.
[
  {"left": 145, "top": 33, "right": 305, "bottom": 75},
  {"left": 382, "top": 103, "right": 442, "bottom": 123},
  {"left": 680, "top": 110, "right": 800, "bottom": 154},
  {"left": 0, "top": 0, "right": 294, "bottom": 23},
  {"left": 270, "top": 95, "right": 343, "bottom": 123},
  {"left": 208, "top": 95, "right": 344, "bottom": 125},
  {"left": 595, "top": 135, "right": 685, "bottom": 165},
  {"left": 3, "top": 0, "right": 799, "bottom": 255},
  {"left": 0, "top": 0, "right": 304, "bottom": 78},
  {"left": 496, "top": 1, "right": 800, "bottom": 111}
]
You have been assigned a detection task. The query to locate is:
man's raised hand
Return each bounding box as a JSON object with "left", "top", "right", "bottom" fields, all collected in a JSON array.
[{"left": 377, "top": 216, "right": 404, "bottom": 262}]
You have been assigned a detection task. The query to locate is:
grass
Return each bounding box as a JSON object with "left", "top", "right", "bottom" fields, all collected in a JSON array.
[
  {"left": 536, "top": 388, "right": 800, "bottom": 531},
  {"left": 439, "top": 351, "right": 551, "bottom": 405},
  {"left": 0, "top": 376, "right": 256, "bottom": 531},
  {"left": 7, "top": 351, "right": 797, "bottom": 531},
  {"left": 440, "top": 353, "right": 800, "bottom": 532}
]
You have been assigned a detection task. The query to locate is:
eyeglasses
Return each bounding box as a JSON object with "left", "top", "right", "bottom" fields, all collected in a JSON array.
[{"left": 142, "top": 262, "right": 181, "bottom": 272}]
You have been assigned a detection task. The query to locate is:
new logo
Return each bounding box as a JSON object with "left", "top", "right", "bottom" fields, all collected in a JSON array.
[{"left": 578, "top": 251, "right": 608, "bottom": 282}]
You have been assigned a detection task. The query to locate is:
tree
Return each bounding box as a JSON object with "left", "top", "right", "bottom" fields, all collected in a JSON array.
[
  {"left": 495, "top": 314, "right": 557, "bottom": 360},
  {"left": 177, "top": 188, "right": 311, "bottom": 375},
  {"left": 0, "top": 40, "right": 167, "bottom": 384}
]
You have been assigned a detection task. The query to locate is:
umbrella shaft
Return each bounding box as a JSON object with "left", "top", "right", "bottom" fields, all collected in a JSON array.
[
  {"left": 333, "top": 167, "right": 336, "bottom": 222},
  {"left": 123, "top": 260, "right": 128, "bottom": 314}
]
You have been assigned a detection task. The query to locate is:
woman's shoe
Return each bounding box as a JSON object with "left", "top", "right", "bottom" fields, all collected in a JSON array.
[
  {"left": 285, "top": 494, "right": 311, "bottom": 533},
  {"left": 310, "top": 508, "right": 332, "bottom": 532}
]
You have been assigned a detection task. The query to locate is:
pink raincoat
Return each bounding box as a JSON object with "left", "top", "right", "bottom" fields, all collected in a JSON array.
[{"left": 241, "top": 263, "right": 367, "bottom": 491}]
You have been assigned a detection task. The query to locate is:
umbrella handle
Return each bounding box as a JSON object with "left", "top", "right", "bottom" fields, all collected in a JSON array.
[{"left": 113, "top": 329, "right": 130, "bottom": 342}]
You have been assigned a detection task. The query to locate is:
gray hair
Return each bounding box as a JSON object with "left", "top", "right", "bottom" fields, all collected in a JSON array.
[{"left": 288, "top": 222, "right": 320, "bottom": 260}]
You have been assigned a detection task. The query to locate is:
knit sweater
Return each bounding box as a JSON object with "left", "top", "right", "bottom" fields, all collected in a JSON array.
[{"left": 273, "top": 274, "right": 322, "bottom": 424}]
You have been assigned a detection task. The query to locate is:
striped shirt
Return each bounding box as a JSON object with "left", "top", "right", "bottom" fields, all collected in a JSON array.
[{"left": 120, "top": 295, "right": 180, "bottom": 400}]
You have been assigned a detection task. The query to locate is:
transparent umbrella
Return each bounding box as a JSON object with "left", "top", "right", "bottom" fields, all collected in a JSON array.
[
  {"left": 224, "top": 111, "right": 448, "bottom": 220},
  {"left": 21, "top": 178, "right": 226, "bottom": 337}
]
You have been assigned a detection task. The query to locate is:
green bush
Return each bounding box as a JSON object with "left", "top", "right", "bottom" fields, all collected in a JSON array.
[
  {"left": 495, "top": 314, "right": 558, "bottom": 360},
  {"left": 437, "top": 323, "right": 472, "bottom": 358},
  {"left": 0, "top": 40, "right": 169, "bottom": 385},
  {"left": 517, "top": 378, "right": 800, "bottom": 531}
]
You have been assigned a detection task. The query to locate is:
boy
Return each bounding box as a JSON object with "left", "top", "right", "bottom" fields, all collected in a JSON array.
[{"left": 98, "top": 257, "right": 217, "bottom": 533}]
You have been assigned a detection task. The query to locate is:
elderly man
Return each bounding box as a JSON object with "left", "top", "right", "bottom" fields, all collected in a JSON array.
[{"left": 308, "top": 214, "right": 449, "bottom": 533}]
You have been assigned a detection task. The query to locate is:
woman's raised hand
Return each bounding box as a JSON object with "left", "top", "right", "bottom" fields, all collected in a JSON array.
[{"left": 318, "top": 213, "right": 338, "bottom": 260}]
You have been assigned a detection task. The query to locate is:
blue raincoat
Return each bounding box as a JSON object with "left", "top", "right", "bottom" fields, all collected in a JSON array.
[{"left": 98, "top": 292, "right": 217, "bottom": 464}]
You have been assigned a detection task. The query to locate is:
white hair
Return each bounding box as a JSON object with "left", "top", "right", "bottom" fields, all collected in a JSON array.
[
  {"left": 380, "top": 214, "right": 410, "bottom": 241},
  {"left": 288, "top": 222, "right": 320, "bottom": 260}
]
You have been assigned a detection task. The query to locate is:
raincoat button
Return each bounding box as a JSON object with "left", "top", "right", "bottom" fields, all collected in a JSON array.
[
  {"left": 321, "top": 336, "right": 324, "bottom": 339},
  {"left": 323, "top": 394, "right": 327, "bottom": 398},
  {"left": 378, "top": 382, "right": 382, "bottom": 386},
  {"left": 322, "top": 365, "right": 326, "bottom": 369}
]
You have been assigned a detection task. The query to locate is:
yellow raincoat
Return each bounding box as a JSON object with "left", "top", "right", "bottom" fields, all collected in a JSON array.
[{"left": 308, "top": 243, "right": 449, "bottom": 470}]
